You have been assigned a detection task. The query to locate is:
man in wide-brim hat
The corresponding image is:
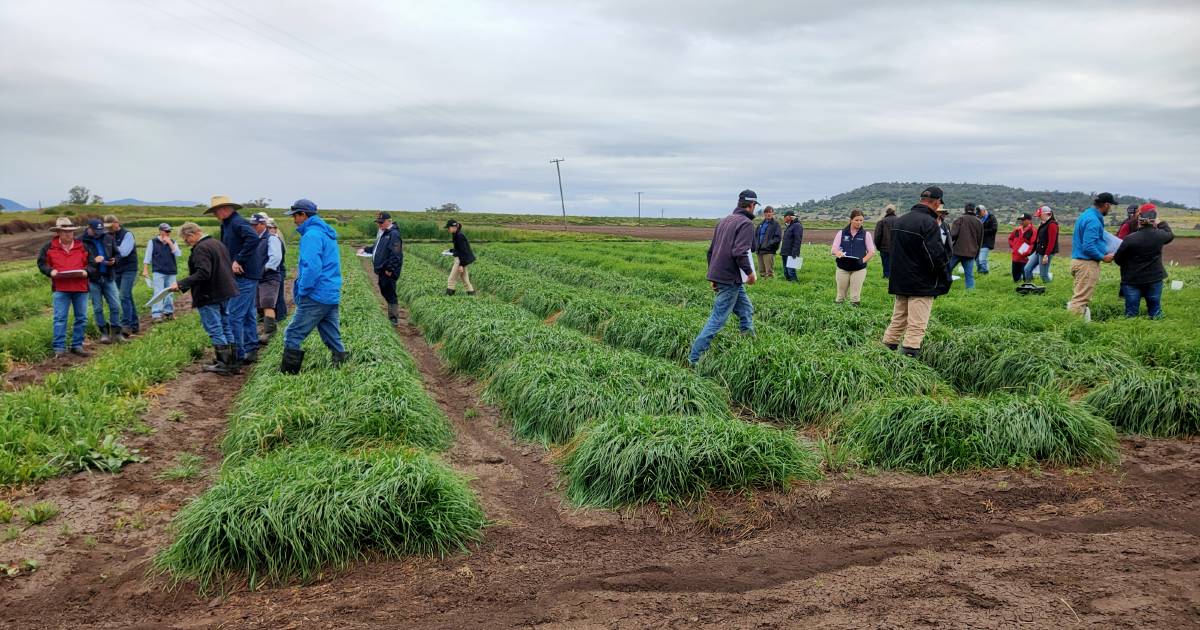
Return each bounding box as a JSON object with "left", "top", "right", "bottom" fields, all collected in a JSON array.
[
  {"left": 204, "top": 195, "right": 243, "bottom": 214},
  {"left": 36, "top": 218, "right": 96, "bottom": 357},
  {"left": 204, "top": 194, "right": 263, "bottom": 365}
]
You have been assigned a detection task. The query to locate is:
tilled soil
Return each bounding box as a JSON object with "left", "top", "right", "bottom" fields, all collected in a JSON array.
[{"left": 3, "top": 270, "right": 1198, "bottom": 628}]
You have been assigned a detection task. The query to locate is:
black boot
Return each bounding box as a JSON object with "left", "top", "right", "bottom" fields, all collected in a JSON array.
[
  {"left": 884, "top": 342, "right": 898, "bottom": 351},
  {"left": 281, "top": 347, "right": 305, "bottom": 374},
  {"left": 202, "top": 345, "right": 230, "bottom": 374},
  {"left": 387, "top": 304, "right": 399, "bottom": 325},
  {"left": 901, "top": 346, "right": 921, "bottom": 358},
  {"left": 466, "top": 290, "right": 476, "bottom": 296},
  {"left": 263, "top": 317, "right": 277, "bottom": 336},
  {"left": 223, "top": 345, "right": 243, "bottom": 374},
  {"left": 112, "top": 325, "right": 127, "bottom": 343},
  {"left": 241, "top": 349, "right": 258, "bottom": 364},
  {"left": 445, "top": 288, "right": 455, "bottom": 296},
  {"left": 331, "top": 350, "right": 351, "bottom": 367}
]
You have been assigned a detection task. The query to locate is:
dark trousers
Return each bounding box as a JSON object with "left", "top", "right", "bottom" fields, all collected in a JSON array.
[
  {"left": 1123, "top": 281, "right": 1163, "bottom": 318},
  {"left": 378, "top": 271, "right": 398, "bottom": 305},
  {"left": 880, "top": 251, "right": 891, "bottom": 278},
  {"left": 275, "top": 270, "right": 288, "bottom": 319},
  {"left": 1011, "top": 261, "right": 1024, "bottom": 283}
]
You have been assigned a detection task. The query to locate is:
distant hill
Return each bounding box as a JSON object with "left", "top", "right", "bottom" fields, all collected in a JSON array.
[
  {"left": 0, "top": 198, "right": 30, "bottom": 211},
  {"left": 105, "top": 198, "right": 201, "bottom": 207},
  {"left": 780, "top": 182, "right": 1197, "bottom": 225}
]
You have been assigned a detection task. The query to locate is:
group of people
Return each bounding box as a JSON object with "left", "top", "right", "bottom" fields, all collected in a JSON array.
[{"left": 689, "top": 186, "right": 1177, "bottom": 365}]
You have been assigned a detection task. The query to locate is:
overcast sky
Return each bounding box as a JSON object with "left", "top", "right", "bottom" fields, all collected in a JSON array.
[{"left": 2, "top": 0, "right": 1198, "bottom": 216}]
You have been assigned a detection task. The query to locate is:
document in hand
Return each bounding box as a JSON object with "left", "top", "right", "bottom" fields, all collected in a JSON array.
[
  {"left": 356, "top": 250, "right": 373, "bottom": 258},
  {"left": 1104, "top": 232, "right": 1122, "bottom": 256},
  {"left": 1016, "top": 242, "right": 1032, "bottom": 256},
  {"left": 146, "top": 287, "right": 173, "bottom": 307},
  {"left": 785, "top": 256, "right": 803, "bottom": 270},
  {"left": 739, "top": 249, "right": 756, "bottom": 282},
  {"left": 55, "top": 269, "right": 87, "bottom": 277}
]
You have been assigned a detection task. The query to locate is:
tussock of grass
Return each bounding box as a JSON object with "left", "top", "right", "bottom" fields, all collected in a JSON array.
[
  {"left": 699, "top": 331, "right": 940, "bottom": 423},
  {"left": 154, "top": 446, "right": 485, "bottom": 593},
  {"left": 486, "top": 351, "right": 731, "bottom": 444},
  {"left": 1084, "top": 368, "right": 1200, "bottom": 436},
  {"left": 599, "top": 302, "right": 703, "bottom": 362},
  {"left": 841, "top": 391, "right": 1119, "bottom": 473},
  {"left": 558, "top": 414, "right": 821, "bottom": 507}
]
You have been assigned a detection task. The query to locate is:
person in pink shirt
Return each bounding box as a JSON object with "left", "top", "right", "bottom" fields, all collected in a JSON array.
[{"left": 831, "top": 209, "right": 877, "bottom": 306}]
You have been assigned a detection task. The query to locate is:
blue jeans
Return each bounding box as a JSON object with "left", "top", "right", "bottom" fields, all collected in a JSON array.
[
  {"left": 1023, "top": 255, "right": 1053, "bottom": 283},
  {"left": 284, "top": 296, "right": 345, "bottom": 353},
  {"left": 949, "top": 255, "right": 976, "bottom": 289},
  {"left": 228, "top": 277, "right": 259, "bottom": 358},
  {"left": 52, "top": 291, "right": 88, "bottom": 351},
  {"left": 88, "top": 275, "right": 120, "bottom": 329},
  {"left": 1123, "top": 281, "right": 1163, "bottom": 318},
  {"left": 976, "top": 247, "right": 991, "bottom": 273},
  {"left": 150, "top": 272, "right": 177, "bottom": 317},
  {"left": 688, "top": 283, "right": 753, "bottom": 364},
  {"left": 198, "top": 300, "right": 234, "bottom": 345},
  {"left": 116, "top": 269, "right": 138, "bottom": 330},
  {"left": 781, "top": 255, "right": 798, "bottom": 281}
]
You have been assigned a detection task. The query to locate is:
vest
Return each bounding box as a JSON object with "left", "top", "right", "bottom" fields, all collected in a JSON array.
[
  {"left": 836, "top": 226, "right": 868, "bottom": 272},
  {"left": 260, "top": 233, "right": 282, "bottom": 282},
  {"left": 111, "top": 228, "right": 138, "bottom": 274},
  {"left": 149, "top": 238, "right": 178, "bottom": 275}
]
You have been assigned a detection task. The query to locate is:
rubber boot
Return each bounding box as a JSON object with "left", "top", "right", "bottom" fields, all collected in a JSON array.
[
  {"left": 466, "top": 290, "right": 476, "bottom": 296},
  {"left": 242, "top": 348, "right": 258, "bottom": 365},
  {"left": 331, "top": 350, "right": 351, "bottom": 367},
  {"left": 263, "top": 317, "right": 277, "bottom": 336},
  {"left": 99, "top": 327, "right": 111, "bottom": 344},
  {"left": 387, "top": 304, "right": 399, "bottom": 325},
  {"left": 223, "top": 345, "right": 243, "bottom": 375},
  {"left": 281, "top": 347, "right": 305, "bottom": 375},
  {"left": 884, "top": 342, "right": 898, "bottom": 351},
  {"left": 121, "top": 326, "right": 134, "bottom": 339},
  {"left": 901, "top": 346, "right": 921, "bottom": 358},
  {"left": 445, "top": 288, "right": 455, "bottom": 296},
  {"left": 202, "top": 345, "right": 230, "bottom": 374},
  {"left": 112, "top": 325, "right": 126, "bottom": 343}
]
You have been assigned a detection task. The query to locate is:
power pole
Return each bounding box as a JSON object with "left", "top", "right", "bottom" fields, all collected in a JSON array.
[
  {"left": 636, "top": 191, "right": 642, "bottom": 223},
  {"left": 550, "top": 158, "right": 566, "bottom": 222},
  {"left": 660, "top": 207, "right": 664, "bottom": 219}
]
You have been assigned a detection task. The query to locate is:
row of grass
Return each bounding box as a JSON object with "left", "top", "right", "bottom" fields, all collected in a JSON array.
[
  {"left": 155, "top": 248, "right": 484, "bottom": 593},
  {"left": 0, "top": 316, "right": 209, "bottom": 484}
]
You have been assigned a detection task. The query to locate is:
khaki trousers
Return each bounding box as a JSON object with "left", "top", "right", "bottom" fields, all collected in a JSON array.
[
  {"left": 1068, "top": 259, "right": 1100, "bottom": 315},
  {"left": 447, "top": 258, "right": 474, "bottom": 292},
  {"left": 882, "top": 295, "right": 934, "bottom": 349},
  {"left": 756, "top": 252, "right": 775, "bottom": 277},
  {"left": 835, "top": 268, "right": 867, "bottom": 304}
]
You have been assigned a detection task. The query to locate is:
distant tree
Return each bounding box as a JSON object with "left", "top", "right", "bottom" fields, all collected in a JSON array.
[
  {"left": 438, "top": 202, "right": 462, "bottom": 213},
  {"left": 89, "top": 194, "right": 104, "bottom": 205},
  {"left": 243, "top": 197, "right": 271, "bottom": 209},
  {"left": 65, "top": 185, "right": 91, "bottom": 205}
]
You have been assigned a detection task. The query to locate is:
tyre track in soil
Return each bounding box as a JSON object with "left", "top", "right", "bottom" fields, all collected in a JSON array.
[{"left": 185, "top": 262, "right": 1200, "bottom": 629}]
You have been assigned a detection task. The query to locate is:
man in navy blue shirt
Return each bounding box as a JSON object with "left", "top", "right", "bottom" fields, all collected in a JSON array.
[{"left": 206, "top": 194, "right": 263, "bottom": 364}]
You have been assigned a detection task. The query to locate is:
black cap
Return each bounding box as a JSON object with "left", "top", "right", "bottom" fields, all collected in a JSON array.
[
  {"left": 1126, "top": 203, "right": 1139, "bottom": 216},
  {"left": 738, "top": 189, "right": 760, "bottom": 205},
  {"left": 1019, "top": 213, "right": 1033, "bottom": 221},
  {"left": 920, "top": 186, "right": 944, "bottom": 201},
  {"left": 965, "top": 202, "right": 976, "bottom": 213},
  {"left": 782, "top": 209, "right": 795, "bottom": 217},
  {"left": 445, "top": 219, "right": 460, "bottom": 229},
  {"left": 1094, "top": 192, "right": 1118, "bottom": 206},
  {"left": 375, "top": 211, "right": 392, "bottom": 224}
]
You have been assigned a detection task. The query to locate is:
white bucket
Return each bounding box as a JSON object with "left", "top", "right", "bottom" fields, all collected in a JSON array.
[{"left": 1171, "top": 280, "right": 1184, "bottom": 291}]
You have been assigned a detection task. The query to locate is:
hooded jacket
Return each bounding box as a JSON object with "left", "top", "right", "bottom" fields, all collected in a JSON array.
[
  {"left": 177, "top": 235, "right": 239, "bottom": 308},
  {"left": 369, "top": 223, "right": 404, "bottom": 276},
  {"left": 780, "top": 219, "right": 803, "bottom": 258},
  {"left": 1114, "top": 223, "right": 1174, "bottom": 285},
  {"left": 886, "top": 203, "right": 950, "bottom": 297},
  {"left": 294, "top": 215, "right": 342, "bottom": 305}
]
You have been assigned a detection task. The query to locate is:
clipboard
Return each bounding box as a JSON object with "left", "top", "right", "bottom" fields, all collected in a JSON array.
[{"left": 146, "top": 287, "right": 174, "bottom": 307}]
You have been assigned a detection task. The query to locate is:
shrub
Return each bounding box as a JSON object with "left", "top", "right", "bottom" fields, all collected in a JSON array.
[{"left": 1083, "top": 368, "right": 1200, "bottom": 436}]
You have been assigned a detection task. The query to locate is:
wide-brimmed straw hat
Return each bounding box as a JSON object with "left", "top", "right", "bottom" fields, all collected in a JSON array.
[
  {"left": 49, "top": 217, "right": 80, "bottom": 232},
  {"left": 205, "top": 195, "right": 242, "bottom": 214}
]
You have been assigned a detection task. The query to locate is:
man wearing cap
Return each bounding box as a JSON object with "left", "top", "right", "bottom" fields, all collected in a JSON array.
[
  {"left": 360, "top": 212, "right": 404, "bottom": 323},
  {"left": 1025, "top": 206, "right": 1059, "bottom": 284},
  {"left": 103, "top": 215, "right": 140, "bottom": 336},
  {"left": 1116, "top": 203, "right": 1140, "bottom": 240},
  {"left": 206, "top": 195, "right": 264, "bottom": 364},
  {"left": 444, "top": 220, "right": 476, "bottom": 296},
  {"left": 881, "top": 186, "right": 951, "bottom": 358},
  {"left": 874, "top": 205, "right": 897, "bottom": 278},
  {"left": 949, "top": 203, "right": 983, "bottom": 290},
  {"left": 36, "top": 218, "right": 95, "bottom": 357},
  {"left": 250, "top": 212, "right": 284, "bottom": 338},
  {"left": 1068, "top": 192, "right": 1118, "bottom": 317},
  {"left": 688, "top": 189, "right": 759, "bottom": 366},
  {"left": 80, "top": 218, "right": 121, "bottom": 343},
  {"left": 1008, "top": 213, "right": 1037, "bottom": 283},
  {"left": 141, "top": 223, "right": 182, "bottom": 322},
  {"left": 753, "top": 206, "right": 781, "bottom": 279},
  {"left": 171, "top": 222, "right": 240, "bottom": 375},
  {"left": 267, "top": 218, "right": 288, "bottom": 320},
  {"left": 280, "top": 199, "right": 348, "bottom": 374},
  {"left": 779, "top": 209, "right": 803, "bottom": 282},
  {"left": 975, "top": 204, "right": 997, "bottom": 274},
  {"left": 1114, "top": 208, "right": 1173, "bottom": 318}
]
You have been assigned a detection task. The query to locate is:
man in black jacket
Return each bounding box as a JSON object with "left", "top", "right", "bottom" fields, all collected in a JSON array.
[
  {"left": 362, "top": 212, "right": 404, "bottom": 323},
  {"left": 975, "top": 205, "right": 997, "bottom": 274},
  {"left": 207, "top": 195, "right": 263, "bottom": 364},
  {"left": 171, "top": 222, "right": 241, "bottom": 375},
  {"left": 882, "top": 187, "right": 951, "bottom": 357},
  {"left": 779, "top": 210, "right": 803, "bottom": 281},
  {"left": 1113, "top": 209, "right": 1174, "bottom": 318},
  {"left": 688, "top": 189, "right": 758, "bottom": 366},
  {"left": 79, "top": 219, "right": 121, "bottom": 343},
  {"left": 873, "top": 205, "right": 897, "bottom": 278},
  {"left": 445, "top": 219, "right": 476, "bottom": 295},
  {"left": 753, "top": 206, "right": 782, "bottom": 278}
]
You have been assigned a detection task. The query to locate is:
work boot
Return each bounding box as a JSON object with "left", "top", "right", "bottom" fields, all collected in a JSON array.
[
  {"left": 884, "top": 342, "right": 898, "bottom": 351},
  {"left": 69, "top": 346, "right": 89, "bottom": 357},
  {"left": 466, "top": 290, "right": 476, "bottom": 296},
  {"left": 202, "top": 345, "right": 230, "bottom": 374},
  {"left": 263, "top": 317, "right": 277, "bottom": 336},
  {"left": 387, "top": 304, "right": 399, "bottom": 325},
  {"left": 281, "top": 347, "right": 305, "bottom": 375},
  {"left": 112, "top": 325, "right": 127, "bottom": 342},
  {"left": 122, "top": 326, "right": 134, "bottom": 338},
  {"left": 331, "top": 350, "right": 351, "bottom": 367},
  {"left": 901, "top": 346, "right": 921, "bottom": 358},
  {"left": 241, "top": 349, "right": 258, "bottom": 365},
  {"left": 223, "top": 345, "right": 243, "bottom": 375},
  {"left": 445, "top": 288, "right": 455, "bottom": 296},
  {"left": 165, "top": 313, "right": 175, "bottom": 321},
  {"left": 99, "top": 327, "right": 111, "bottom": 344}
]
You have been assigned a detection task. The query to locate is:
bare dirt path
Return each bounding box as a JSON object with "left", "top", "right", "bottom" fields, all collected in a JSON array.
[{"left": 0, "top": 232, "right": 49, "bottom": 263}]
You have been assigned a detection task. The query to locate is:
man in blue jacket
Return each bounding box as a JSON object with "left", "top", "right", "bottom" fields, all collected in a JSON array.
[
  {"left": 206, "top": 195, "right": 264, "bottom": 363},
  {"left": 280, "top": 199, "right": 348, "bottom": 374},
  {"left": 1068, "top": 192, "right": 1117, "bottom": 317},
  {"left": 687, "top": 189, "right": 758, "bottom": 366},
  {"left": 361, "top": 212, "right": 404, "bottom": 324}
]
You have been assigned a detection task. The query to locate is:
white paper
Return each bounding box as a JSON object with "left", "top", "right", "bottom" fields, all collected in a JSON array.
[
  {"left": 1016, "top": 242, "right": 1032, "bottom": 256},
  {"left": 356, "top": 250, "right": 373, "bottom": 258},
  {"left": 785, "top": 256, "right": 803, "bottom": 270},
  {"left": 740, "top": 249, "right": 756, "bottom": 282},
  {"left": 54, "top": 269, "right": 87, "bottom": 277},
  {"left": 1104, "top": 232, "right": 1122, "bottom": 256},
  {"left": 1170, "top": 280, "right": 1183, "bottom": 290},
  {"left": 145, "top": 287, "right": 173, "bottom": 307},
  {"left": 441, "top": 250, "right": 453, "bottom": 257}
]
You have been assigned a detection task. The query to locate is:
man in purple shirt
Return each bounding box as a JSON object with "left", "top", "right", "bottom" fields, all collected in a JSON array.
[{"left": 688, "top": 189, "right": 759, "bottom": 366}]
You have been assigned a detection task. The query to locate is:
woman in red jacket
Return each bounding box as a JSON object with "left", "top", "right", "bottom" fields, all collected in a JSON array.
[
  {"left": 1008, "top": 213, "right": 1036, "bottom": 283},
  {"left": 36, "top": 217, "right": 96, "bottom": 357},
  {"left": 1023, "top": 206, "right": 1060, "bottom": 283}
]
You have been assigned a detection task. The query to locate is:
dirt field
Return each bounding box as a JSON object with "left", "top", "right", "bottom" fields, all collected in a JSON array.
[
  {"left": 3, "top": 265, "right": 1197, "bottom": 629},
  {"left": 509, "top": 223, "right": 1200, "bottom": 264}
]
